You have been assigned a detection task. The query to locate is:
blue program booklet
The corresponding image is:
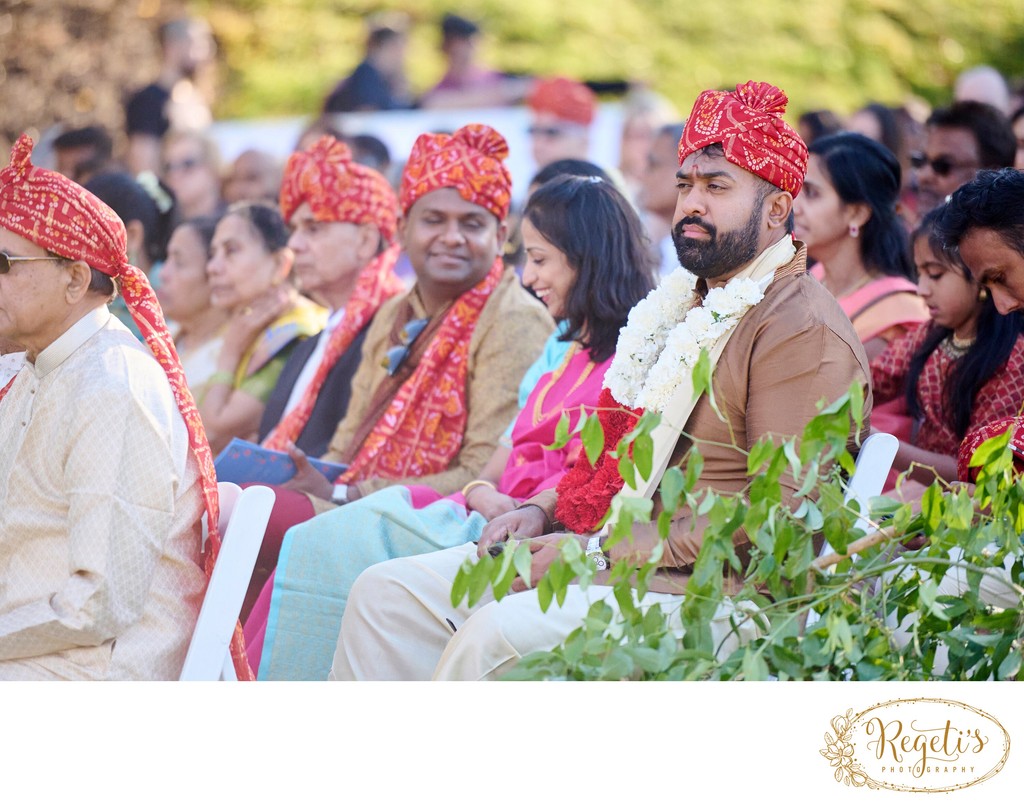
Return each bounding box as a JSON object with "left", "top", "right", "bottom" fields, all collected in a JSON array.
[{"left": 214, "top": 438, "right": 348, "bottom": 486}]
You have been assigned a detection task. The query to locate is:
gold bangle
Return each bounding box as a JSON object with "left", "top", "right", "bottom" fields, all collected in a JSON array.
[{"left": 461, "top": 479, "right": 496, "bottom": 500}]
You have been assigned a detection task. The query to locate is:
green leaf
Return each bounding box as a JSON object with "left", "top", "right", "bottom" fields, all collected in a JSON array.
[
  {"left": 581, "top": 412, "right": 605, "bottom": 468},
  {"left": 659, "top": 466, "right": 685, "bottom": 515},
  {"left": 970, "top": 424, "right": 1012, "bottom": 469},
  {"left": 998, "top": 649, "right": 1022, "bottom": 680},
  {"left": 618, "top": 454, "right": 637, "bottom": 489},
  {"left": 684, "top": 451, "right": 704, "bottom": 491},
  {"left": 634, "top": 431, "right": 654, "bottom": 481},
  {"left": 741, "top": 648, "right": 769, "bottom": 680},
  {"left": 609, "top": 495, "right": 654, "bottom": 542},
  {"left": 545, "top": 410, "right": 571, "bottom": 451},
  {"left": 921, "top": 483, "right": 944, "bottom": 533},
  {"left": 450, "top": 558, "right": 472, "bottom": 607},
  {"left": 746, "top": 438, "right": 775, "bottom": 476},
  {"left": 849, "top": 381, "right": 865, "bottom": 434},
  {"left": 512, "top": 542, "right": 533, "bottom": 585},
  {"left": 691, "top": 348, "right": 713, "bottom": 397}
]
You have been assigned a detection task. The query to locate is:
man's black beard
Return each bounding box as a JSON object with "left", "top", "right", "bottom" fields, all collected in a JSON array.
[{"left": 672, "top": 202, "right": 763, "bottom": 280}]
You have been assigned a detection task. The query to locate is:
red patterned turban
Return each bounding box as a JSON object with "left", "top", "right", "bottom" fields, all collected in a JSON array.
[
  {"left": 280, "top": 135, "right": 398, "bottom": 244},
  {"left": 399, "top": 123, "right": 512, "bottom": 221},
  {"left": 527, "top": 77, "right": 597, "bottom": 126},
  {"left": 957, "top": 417, "right": 1024, "bottom": 482},
  {"left": 678, "top": 80, "right": 808, "bottom": 196}
]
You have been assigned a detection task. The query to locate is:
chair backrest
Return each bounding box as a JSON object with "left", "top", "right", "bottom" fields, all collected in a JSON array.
[
  {"left": 818, "top": 431, "right": 899, "bottom": 561},
  {"left": 201, "top": 481, "right": 242, "bottom": 553},
  {"left": 805, "top": 432, "right": 898, "bottom": 633},
  {"left": 180, "top": 483, "right": 275, "bottom": 681}
]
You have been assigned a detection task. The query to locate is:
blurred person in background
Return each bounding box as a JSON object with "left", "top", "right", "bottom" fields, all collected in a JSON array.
[
  {"left": 52, "top": 125, "right": 115, "bottom": 184},
  {"left": 125, "top": 17, "right": 216, "bottom": 176},
  {"left": 526, "top": 76, "right": 597, "bottom": 170},
  {"left": 797, "top": 109, "right": 843, "bottom": 146},
  {"left": 913, "top": 101, "right": 1016, "bottom": 215},
  {"left": 85, "top": 170, "right": 176, "bottom": 336},
  {"left": 322, "top": 16, "right": 412, "bottom": 113},
  {"left": 222, "top": 148, "right": 283, "bottom": 206},
  {"left": 1011, "top": 105, "right": 1024, "bottom": 170},
  {"left": 347, "top": 133, "right": 392, "bottom": 178},
  {"left": 954, "top": 65, "right": 1012, "bottom": 116},
  {"left": 161, "top": 129, "right": 225, "bottom": 220},
  {"left": 617, "top": 88, "right": 678, "bottom": 200},
  {"left": 420, "top": 13, "right": 531, "bottom": 109},
  {"left": 637, "top": 121, "right": 686, "bottom": 277}
]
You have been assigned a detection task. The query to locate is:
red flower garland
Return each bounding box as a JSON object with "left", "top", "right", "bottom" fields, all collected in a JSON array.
[{"left": 555, "top": 387, "right": 643, "bottom": 533}]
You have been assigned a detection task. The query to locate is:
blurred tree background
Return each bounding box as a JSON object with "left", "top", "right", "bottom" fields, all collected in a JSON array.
[{"left": 2, "top": 0, "right": 1024, "bottom": 149}]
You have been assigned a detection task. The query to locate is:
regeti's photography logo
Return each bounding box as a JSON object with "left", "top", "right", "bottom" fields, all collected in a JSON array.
[{"left": 820, "top": 698, "right": 1010, "bottom": 792}]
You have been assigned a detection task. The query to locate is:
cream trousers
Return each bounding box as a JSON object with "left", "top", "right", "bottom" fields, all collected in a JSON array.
[{"left": 330, "top": 543, "right": 762, "bottom": 681}]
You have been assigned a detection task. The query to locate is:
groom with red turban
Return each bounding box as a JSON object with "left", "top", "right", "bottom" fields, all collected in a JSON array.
[
  {"left": 0, "top": 135, "right": 238, "bottom": 679},
  {"left": 333, "top": 81, "right": 872, "bottom": 681}
]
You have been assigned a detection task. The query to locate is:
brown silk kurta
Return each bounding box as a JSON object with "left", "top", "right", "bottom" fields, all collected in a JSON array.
[{"left": 527, "top": 243, "right": 872, "bottom": 594}]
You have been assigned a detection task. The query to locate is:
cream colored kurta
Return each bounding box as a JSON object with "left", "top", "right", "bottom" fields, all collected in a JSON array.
[{"left": 0, "top": 307, "right": 207, "bottom": 680}]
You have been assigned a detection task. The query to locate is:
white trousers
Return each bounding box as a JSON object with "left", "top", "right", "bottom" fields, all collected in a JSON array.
[{"left": 331, "top": 543, "right": 761, "bottom": 681}]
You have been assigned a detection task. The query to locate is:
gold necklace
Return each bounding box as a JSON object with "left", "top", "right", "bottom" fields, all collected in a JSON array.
[
  {"left": 532, "top": 343, "right": 595, "bottom": 426},
  {"left": 827, "top": 273, "right": 872, "bottom": 299}
]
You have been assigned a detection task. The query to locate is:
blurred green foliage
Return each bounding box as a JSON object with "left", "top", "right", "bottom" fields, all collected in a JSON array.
[{"left": 191, "top": 0, "right": 1024, "bottom": 119}]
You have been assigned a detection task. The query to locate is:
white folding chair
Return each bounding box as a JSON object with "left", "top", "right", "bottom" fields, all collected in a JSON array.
[
  {"left": 805, "top": 432, "right": 898, "bottom": 631},
  {"left": 180, "top": 483, "right": 275, "bottom": 681},
  {"left": 822, "top": 431, "right": 899, "bottom": 557}
]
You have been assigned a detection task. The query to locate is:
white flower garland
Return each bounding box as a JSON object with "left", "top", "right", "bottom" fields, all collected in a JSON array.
[{"left": 605, "top": 268, "right": 767, "bottom": 412}]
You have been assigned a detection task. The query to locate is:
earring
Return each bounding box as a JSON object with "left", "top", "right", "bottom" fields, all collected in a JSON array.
[
  {"left": 848, "top": 223, "right": 860, "bottom": 238},
  {"left": 979, "top": 287, "right": 989, "bottom": 301}
]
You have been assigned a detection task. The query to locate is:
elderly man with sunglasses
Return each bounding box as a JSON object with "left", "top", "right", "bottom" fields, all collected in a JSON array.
[
  {"left": 0, "top": 136, "right": 222, "bottom": 680},
  {"left": 259, "top": 124, "right": 552, "bottom": 545}
]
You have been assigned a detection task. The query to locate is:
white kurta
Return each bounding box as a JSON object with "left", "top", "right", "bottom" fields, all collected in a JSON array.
[{"left": 0, "top": 307, "right": 207, "bottom": 680}]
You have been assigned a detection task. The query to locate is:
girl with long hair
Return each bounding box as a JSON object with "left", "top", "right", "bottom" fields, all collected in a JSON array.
[{"left": 872, "top": 207, "right": 1024, "bottom": 484}]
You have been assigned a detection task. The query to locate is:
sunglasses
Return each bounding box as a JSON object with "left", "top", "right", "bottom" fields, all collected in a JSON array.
[
  {"left": 909, "top": 152, "right": 974, "bottom": 178},
  {"left": 163, "top": 156, "right": 203, "bottom": 175},
  {"left": 381, "top": 317, "right": 429, "bottom": 376},
  {"left": 527, "top": 125, "right": 571, "bottom": 138},
  {"left": 0, "top": 251, "right": 66, "bottom": 274}
]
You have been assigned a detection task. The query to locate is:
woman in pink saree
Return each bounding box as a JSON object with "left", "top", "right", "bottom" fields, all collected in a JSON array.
[{"left": 245, "top": 174, "right": 656, "bottom": 679}]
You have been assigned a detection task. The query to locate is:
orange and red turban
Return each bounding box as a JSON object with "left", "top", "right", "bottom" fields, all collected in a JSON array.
[
  {"left": 399, "top": 123, "right": 512, "bottom": 221},
  {"left": 527, "top": 77, "right": 597, "bottom": 126},
  {"left": 678, "top": 80, "right": 808, "bottom": 197},
  {"left": 279, "top": 135, "right": 398, "bottom": 244},
  {"left": 0, "top": 134, "right": 255, "bottom": 677}
]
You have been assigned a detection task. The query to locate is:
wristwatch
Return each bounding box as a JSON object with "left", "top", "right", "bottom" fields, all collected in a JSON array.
[
  {"left": 586, "top": 533, "right": 611, "bottom": 571},
  {"left": 331, "top": 483, "right": 349, "bottom": 505}
]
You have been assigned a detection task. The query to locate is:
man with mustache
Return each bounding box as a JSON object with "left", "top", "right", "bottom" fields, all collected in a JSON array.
[{"left": 332, "top": 82, "right": 871, "bottom": 681}]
